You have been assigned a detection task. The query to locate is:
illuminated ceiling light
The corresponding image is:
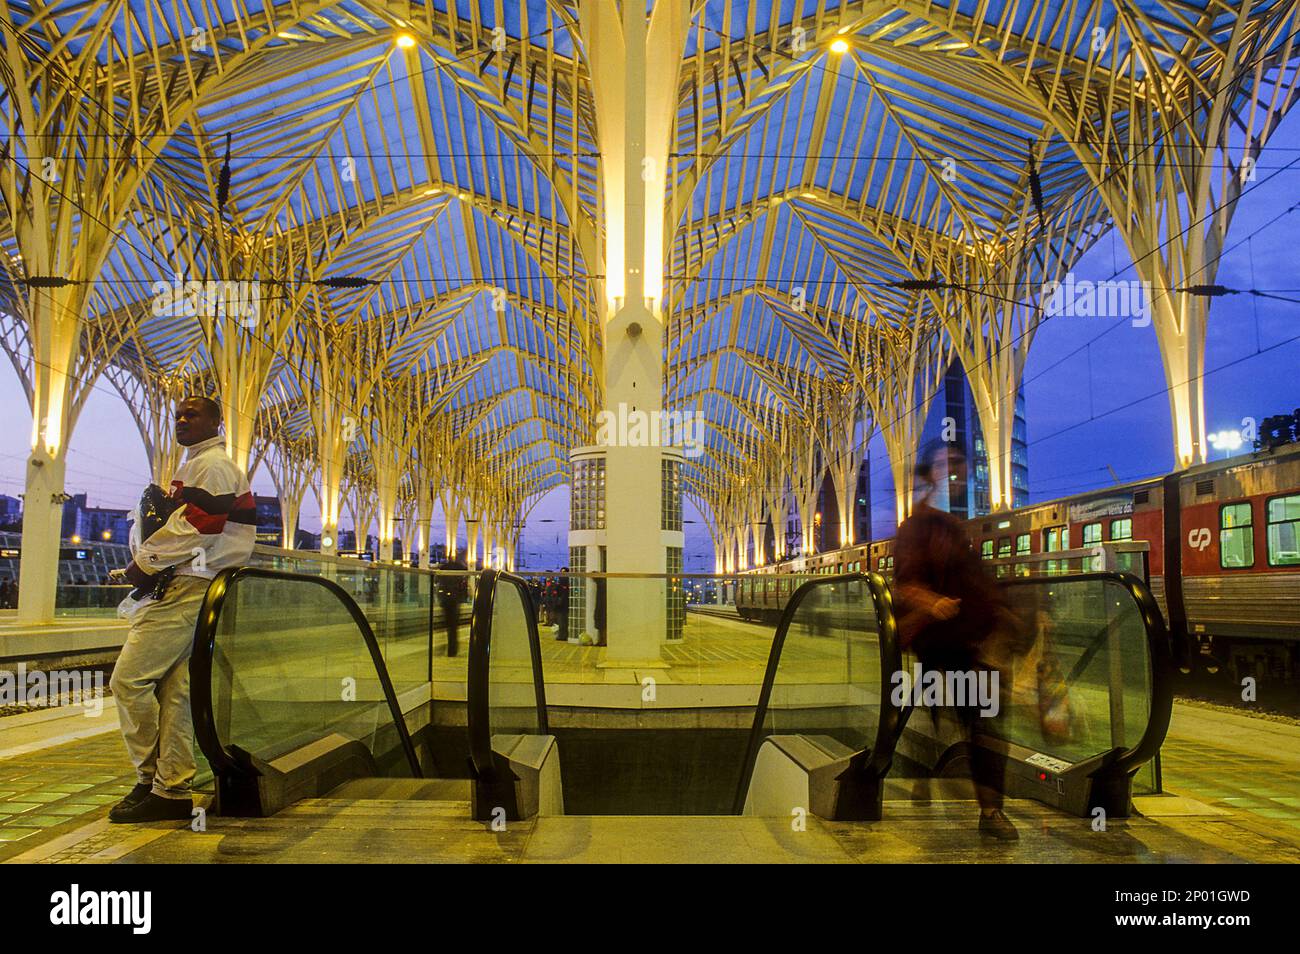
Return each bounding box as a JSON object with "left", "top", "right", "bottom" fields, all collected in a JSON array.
[
  {"left": 395, "top": 33, "right": 416, "bottom": 49},
  {"left": 70, "top": 534, "right": 81, "bottom": 544},
  {"left": 277, "top": 31, "right": 306, "bottom": 40},
  {"left": 800, "top": 191, "right": 817, "bottom": 199},
  {"left": 829, "top": 38, "right": 850, "bottom": 54},
  {"left": 423, "top": 186, "right": 441, "bottom": 196}
]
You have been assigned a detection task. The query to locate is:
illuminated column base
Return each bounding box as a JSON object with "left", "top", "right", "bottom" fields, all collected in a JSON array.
[
  {"left": 319, "top": 522, "right": 339, "bottom": 555},
  {"left": 17, "top": 447, "right": 67, "bottom": 624},
  {"left": 569, "top": 445, "right": 683, "bottom": 670}
]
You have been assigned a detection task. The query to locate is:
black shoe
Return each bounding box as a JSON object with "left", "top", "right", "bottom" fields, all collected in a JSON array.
[
  {"left": 109, "top": 792, "right": 193, "bottom": 824},
  {"left": 979, "top": 808, "right": 1019, "bottom": 841},
  {"left": 112, "top": 782, "right": 153, "bottom": 813}
]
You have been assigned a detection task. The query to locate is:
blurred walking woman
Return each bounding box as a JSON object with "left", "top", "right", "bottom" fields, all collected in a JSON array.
[{"left": 893, "top": 441, "right": 1018, "bottom": 841}]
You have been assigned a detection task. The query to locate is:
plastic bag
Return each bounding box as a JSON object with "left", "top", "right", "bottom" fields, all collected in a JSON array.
[{"left": 125, "top": 484, "right": 181, "bottom": 602}]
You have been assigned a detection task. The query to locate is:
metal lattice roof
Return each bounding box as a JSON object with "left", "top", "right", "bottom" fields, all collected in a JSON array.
[{"left": 1, "top": 0, "right": 1297, "bottom": 535}]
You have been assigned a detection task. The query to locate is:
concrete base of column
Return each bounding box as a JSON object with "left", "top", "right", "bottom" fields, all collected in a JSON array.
[{"left": 17, "top": 448, "right": 67, "bottom": 625}]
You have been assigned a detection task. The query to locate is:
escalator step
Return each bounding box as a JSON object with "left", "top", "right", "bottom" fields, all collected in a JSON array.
[{"left": 326, "top": 778, "right": 473, "bottom": 801}]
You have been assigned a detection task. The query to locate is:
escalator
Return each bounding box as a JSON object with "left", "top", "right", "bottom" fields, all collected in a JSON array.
[
  {"left": 190, "top": 566, "right": 556, "bottom": 820},
  {"left": 731, "top": 570, "right": 1173, "bottom": 822},
  {"left": 733, "top": 573, "right": 904, "bottom": 821},
  {"left": 464, "top": 569, "right": 562, "bottom": 821},
  {"left": 192, "top": 562, "right": 1170, "bottom": 826},
  {"left": 890, "top": 572, "right": 1174, "bottom": 818}
]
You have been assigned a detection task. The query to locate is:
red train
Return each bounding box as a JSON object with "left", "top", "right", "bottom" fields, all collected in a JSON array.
[{"left": 736, "top": 441, "right": 1300, "bottom": 685}]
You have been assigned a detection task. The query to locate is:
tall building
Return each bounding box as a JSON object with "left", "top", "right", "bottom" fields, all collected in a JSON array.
[{"left": 918, "top": 361, "right": 1029, "bottom": 517}]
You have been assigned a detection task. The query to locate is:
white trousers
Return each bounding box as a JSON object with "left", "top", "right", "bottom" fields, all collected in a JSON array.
[{"left": 110, "top": 574, "right": 210, "bottom": 799}]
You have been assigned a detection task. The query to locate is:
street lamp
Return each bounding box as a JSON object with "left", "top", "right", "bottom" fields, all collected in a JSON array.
[{"left": 1207, "top": 429, "right": 1243, "bottom": 458}]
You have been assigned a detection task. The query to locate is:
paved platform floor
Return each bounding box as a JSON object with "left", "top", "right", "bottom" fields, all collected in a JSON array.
[
  {"left": 529, "top": 611, "right": 831, "bottom": 685},
  {"left": 0, "top": 732, "right": 136, "bottom": 853},
  {"left": 1, "top": 653, "right": 1296, "bottom": 863},
  {"left": 2, "top": 621, "right": 1300, "bottom": 868},
  {"left": 6, "top": 788, "right": 1294, "bottom": 864},
  {"left": 1157, "top": 704, "right": 1300, "bottom": 842}
]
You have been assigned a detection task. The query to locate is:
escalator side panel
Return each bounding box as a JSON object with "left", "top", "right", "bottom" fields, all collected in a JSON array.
[
  {"left": 192, "top": 567, "right": 425, "bottom": 817},
  {"left": 896, "top": 572, "right": 1172, "bottom": 817}
]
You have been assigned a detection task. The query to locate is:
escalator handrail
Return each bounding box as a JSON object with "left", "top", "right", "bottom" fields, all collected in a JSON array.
[
  {"left": 994, "top": 570, "right": 1174, "bottom": 777},
  {"left": 466, "top": 568, "right": 550, "bottom": 780},
  {"left": 733, "top": 571, "right": 901, "bottom": 814},
  {"left": 190, "top": 566, "right": 423, "bottom": 780}
]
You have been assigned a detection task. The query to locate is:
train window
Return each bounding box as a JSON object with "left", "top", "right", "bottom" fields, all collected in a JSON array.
[
  {"left": 1082, "top": 523, "right": 1102, "bottom": 545},
  {"left": 980, "top": 540, "right": 994, "bottom": 560},
  {"left": 1219, "top": 503, "right": 1254, "bottom": 569},
  {"left": 877, "top": 557, "right": 885, "bottom": 571},
  {"left": 1015, "top": 533, "right": 1030, "bottom": 555},
  {"left": 1266, "top": 494, "right": 1300, "bottom": 566},
  {"left": 1044, "top": 527, "right": 1066, "bottom": 552},
  {"left": 997, "top": 537, "right": 1011, "bottom": 558},
  {"left": 886, "top": 556, "right": 894, "bottom": 570},
  {"left": 1110, "top": 518, "right": 1132, "bottom": 541}
]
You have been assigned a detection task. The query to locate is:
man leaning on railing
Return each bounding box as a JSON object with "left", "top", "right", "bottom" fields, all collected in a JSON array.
[{"left": 107, "top": 396, "right": 256, "bottom": 824}]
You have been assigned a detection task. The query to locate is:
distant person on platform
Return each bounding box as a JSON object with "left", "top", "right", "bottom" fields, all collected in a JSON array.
[
  {"left": 436, "top": 554, "right": 469, "bottom": 657},
  {"left": 109, "top": 396, "right": 255, "bottom": 823},
  {"left": 555, "top": 568, "right": 570, "bottom": 641},
  {"left": 893, "top": 441, "right": 1017, "bottom": 841},
  {"left": 593, "top": 572, "right": 606, "bottom": 647}
]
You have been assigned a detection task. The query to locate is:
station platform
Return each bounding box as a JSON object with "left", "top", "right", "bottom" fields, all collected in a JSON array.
[
  {"left": 0, "top": 613, "right": 126, "bottom": 664},
  {"left": 3, "top": 566, "right": 1298, "bottom": 866},
  {"left": 1, "top": 792, "right": 1272, "bottom": 865},
  {"left": 1, "top": 697, "right": 1296, "bottom": 864}
]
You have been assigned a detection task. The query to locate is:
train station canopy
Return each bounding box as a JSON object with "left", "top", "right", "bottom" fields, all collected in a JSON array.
[{"left": 1, "top": 0, "right": 1296, "bottom": 524}]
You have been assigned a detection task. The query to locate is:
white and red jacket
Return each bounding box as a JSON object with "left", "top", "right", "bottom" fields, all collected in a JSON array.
[{"left": 133, "top": 435, "right": 256, "bottom": 581}]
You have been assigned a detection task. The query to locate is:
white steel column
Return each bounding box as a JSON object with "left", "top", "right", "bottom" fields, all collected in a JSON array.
[
  {"left": 578, "top": 0, "right": 688, "bottom": 668},
  {"left": 18, "top": 284, "right": 79, "bottom": 624}
]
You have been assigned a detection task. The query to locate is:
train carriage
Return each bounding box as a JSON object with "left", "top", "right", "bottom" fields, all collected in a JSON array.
[{"left": 736, "top": 441, "right": 1300, "bottom": 682}]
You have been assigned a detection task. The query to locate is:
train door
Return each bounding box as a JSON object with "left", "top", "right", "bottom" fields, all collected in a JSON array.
[
  {"left": 1043, "top": 525, "right": 1068, "bottom": 574},
  {"left": 1014, "top": 531, "right": 1032, "bottom": 576}
]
